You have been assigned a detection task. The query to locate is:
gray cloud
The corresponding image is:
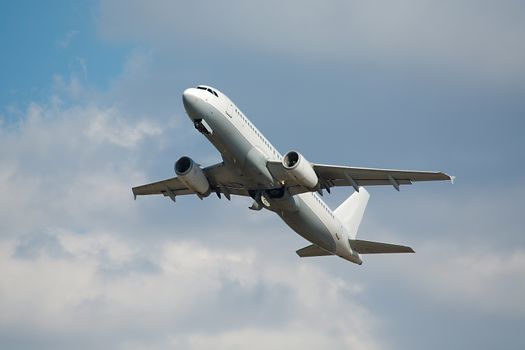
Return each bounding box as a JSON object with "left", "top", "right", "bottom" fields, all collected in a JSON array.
[
  {"left": 0, "top": 233, "right": 381, "bottom": 349},
  {"left": 98, "top": 0, "right": 525, "bottom": 83},
  {"left": 14, "top": 232, "right": 71, "bottom": 260}
]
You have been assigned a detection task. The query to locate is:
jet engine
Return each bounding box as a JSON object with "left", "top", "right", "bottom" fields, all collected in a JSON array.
[
  {"left": 175, "top": 156, "right": 211, "bottom": 195},
  {"left": 282, "top": 151, "right": 318, "bottom": 189}
]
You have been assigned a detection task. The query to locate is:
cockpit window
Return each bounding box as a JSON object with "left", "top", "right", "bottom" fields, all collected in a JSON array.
[
  {"left": 196, "top": 86, "right": 218, "bottom": 97},
  {"left": 207, "top": 88, "right": 219, "bottom": 97}
]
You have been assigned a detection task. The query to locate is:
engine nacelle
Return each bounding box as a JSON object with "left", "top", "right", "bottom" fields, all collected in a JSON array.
[
  {"left": 174, "top": 156, "right": 211, "bottom": 195},
  {"left": 282, "top": 151, "right": 318, "bottom": 189}
]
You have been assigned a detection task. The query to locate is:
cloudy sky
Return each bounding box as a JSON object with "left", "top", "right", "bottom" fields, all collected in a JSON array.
[{"left": 1, "top": 1, "right": 524, "bottom": 349}]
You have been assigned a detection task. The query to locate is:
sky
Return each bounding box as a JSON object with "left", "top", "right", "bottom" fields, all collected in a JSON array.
[{"left": 1, "top": 1, "right": 524, "bottom": 349}]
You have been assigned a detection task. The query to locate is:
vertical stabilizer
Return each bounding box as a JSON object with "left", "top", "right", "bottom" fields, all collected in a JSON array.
[{"left": 334, "top": 188, "right": 370, "bottom": 239}]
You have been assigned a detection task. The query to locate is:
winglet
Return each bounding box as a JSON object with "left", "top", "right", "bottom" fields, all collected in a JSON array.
[{"left": 450, "top": 175, "right": 456, "bottom": 184}]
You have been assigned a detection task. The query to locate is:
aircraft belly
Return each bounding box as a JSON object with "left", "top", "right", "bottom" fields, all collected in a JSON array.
[
  {"left": 278, "top": 198, "right": 336, "bottom": 253},
  {"left": 208, "top": 122, "right": 251, "bottom": 168}
]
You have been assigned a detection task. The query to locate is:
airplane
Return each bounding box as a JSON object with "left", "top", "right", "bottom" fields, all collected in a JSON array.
[{"left": 132, "top": 85, "right": 453, "bottom": 265}]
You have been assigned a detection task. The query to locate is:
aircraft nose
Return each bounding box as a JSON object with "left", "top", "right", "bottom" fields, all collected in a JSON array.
[
  {"left": 182, "top": 88, "right": 197, "bottom": 106},
  {"left": 182, "top": 88, "right": 200, "bottom": 119}
]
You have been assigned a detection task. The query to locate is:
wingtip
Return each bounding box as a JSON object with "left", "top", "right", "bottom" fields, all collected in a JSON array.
[{"left": 450, "top": 175, "right": 456, "bottom": 184}]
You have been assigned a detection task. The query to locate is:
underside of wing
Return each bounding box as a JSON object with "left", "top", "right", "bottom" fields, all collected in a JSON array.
[
  {"left": 350, "top": 239, "right": 415, "bottom": 254},
  {"left": 296, "top": 244, "right": 334, "bottom": 257},
  {"left": 132, "top": 162, "right": 251, "bottom": 201},
  {"left": 132, "top": 176, "right": 192, "bottom": 199}
]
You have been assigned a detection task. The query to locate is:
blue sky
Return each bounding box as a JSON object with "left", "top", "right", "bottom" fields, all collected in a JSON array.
[{"left": 1, "top": 1, "right": 524, "bottom": 349}]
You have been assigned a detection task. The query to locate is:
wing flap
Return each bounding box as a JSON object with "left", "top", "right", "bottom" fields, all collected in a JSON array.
[
  {"left": 350, "top": 239, "right": 415, "bottom": 254},
  {"left": 296, "top": 244, "right": 334, "bottom": 257}
]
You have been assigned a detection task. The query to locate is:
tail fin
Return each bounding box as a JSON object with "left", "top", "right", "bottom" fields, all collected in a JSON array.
[{"left": 334, "top": 188, "right": 370, "bottom": 239}]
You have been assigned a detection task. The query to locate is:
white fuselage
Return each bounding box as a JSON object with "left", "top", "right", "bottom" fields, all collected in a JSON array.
[{"left": 182, "top": 86, "right": 361, "bottom": 264}]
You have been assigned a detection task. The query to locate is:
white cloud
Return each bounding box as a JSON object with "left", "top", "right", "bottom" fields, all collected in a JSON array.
[
  {"left": 401, "top": 244, "right": 525, "bottom": 316},
  {"left": 181, "top": 326, "right": 379, "bottom": 350},
  {"left": 0, "top": 233, "right": 381, "bottom": 349},
  {"left": 85, "top": 108, "right": 162, "bottom": 148},
  {"left": 0, "top": 92, "right": 168, "bottom": 240},
  {"left": 358, "top": 186, "right": 525, "bottom": 318},
  {"left": 98, "top": 0, "right": 525, "bottom": 83}
]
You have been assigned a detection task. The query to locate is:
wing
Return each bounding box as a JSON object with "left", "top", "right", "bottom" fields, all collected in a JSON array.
[
  {"left": 267, "top": 161, "right": 453, "bottom": 194},
  {"left": 132, "top": 162, "right": 251, "bottom": 201},
  {"left": 132, "top": 176, "right": 192, "bottom": 200},
  {"left": 313, "top": 164, "right": 453, "bottom": 191}
]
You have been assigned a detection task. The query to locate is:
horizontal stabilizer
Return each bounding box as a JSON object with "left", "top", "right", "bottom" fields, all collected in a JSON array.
[
  {"left": 296, "top": 244, "right": 334, "bottom": 257},
  {"left": 350, "top": 239, "right": 414, "bottom": 254}
]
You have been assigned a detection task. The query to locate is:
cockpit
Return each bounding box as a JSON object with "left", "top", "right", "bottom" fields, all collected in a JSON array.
[{"left": 196, "top": 86, "right": 219, "bottom": 97}]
